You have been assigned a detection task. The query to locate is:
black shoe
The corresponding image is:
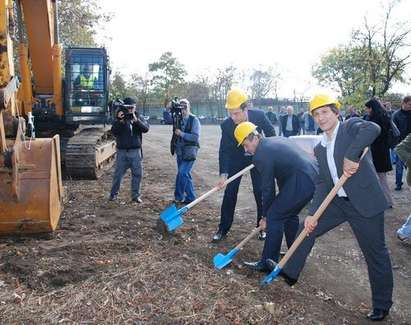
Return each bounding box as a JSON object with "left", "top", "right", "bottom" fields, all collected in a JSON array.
[
  {"left": 257, "top": 230, "right": 266, "bottom": 241},
  {"left": 243, "top": 261, "right": 271, "bottom": 273},
  {"left": 183, "top": 199, "right": 194, "bottom": 205},
  {"left": 267, "top": 259, "right": 298, "bottom": 286},
  {"left": 366, "top": 308, "right": 389, "bottom": 321},
  {"left": 212, "top": 229, "right": 227, "bottom": 242},
  {"left": 395, "top": 185, "right": 402, "bottom": 191},
  {"left": 132, "top": 196, "right": 142, "bottom": 203}
]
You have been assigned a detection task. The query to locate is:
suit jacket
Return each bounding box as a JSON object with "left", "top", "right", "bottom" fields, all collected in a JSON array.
[
  {"left": 280, "top": 114, "right": 300, "bottom": 135},
  {"left": 219, "top": 108, "right": 275, "bottom": 175},
  {"left": 310, "top": 118, "right": 388, "bottom": 218},
  {"left": 253, "top": 137, "right": 318, "bottom": 216}
]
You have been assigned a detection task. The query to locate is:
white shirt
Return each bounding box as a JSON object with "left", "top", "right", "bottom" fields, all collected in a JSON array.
[
  {"left": 286, "top": 115, "right": 293, "bottom": 131},
  {"left": 320, "top": 122, "right": 348, "bottom": 197}
]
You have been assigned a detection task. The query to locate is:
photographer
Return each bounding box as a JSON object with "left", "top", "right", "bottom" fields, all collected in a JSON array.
[
  {"left": 109, "top": 97, "right": 149, "bottom": 203},
  {"left": 173, "top": 99, "right": 201, "bottom": 204}
]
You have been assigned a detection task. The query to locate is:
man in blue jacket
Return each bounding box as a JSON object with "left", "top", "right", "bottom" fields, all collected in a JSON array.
[
  {"left": 109, "top": 97, "right": 149, "bottom": 203},
  {"left": 212, "top": 89, "right": 275, "bottom": 242},
  {"left": 234, "top": 121, "right": 317, "bottom": 271},
  {"left": 173, "top": 99, "right": 201, "bottom": 204}
]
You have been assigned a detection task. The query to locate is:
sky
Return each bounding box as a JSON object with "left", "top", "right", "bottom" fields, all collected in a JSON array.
[{"left": 97, "top": 0, "right": 411, "bottom": 99}]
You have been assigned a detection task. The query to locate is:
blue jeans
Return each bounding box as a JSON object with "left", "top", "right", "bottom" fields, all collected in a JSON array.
[
  {"left": 110, "top": 149, "right": 142, "bottom": 199},
  {"left": 394, "top": 150, "right": 404, "bottom": 187},
  {"left": 174, "top": 155, "right": 196, "bottom": 202}
]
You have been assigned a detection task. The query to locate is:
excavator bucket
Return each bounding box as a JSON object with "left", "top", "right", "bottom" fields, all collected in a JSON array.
[{"left": 0, "top": 133, "right": 63, "bottom": 234}]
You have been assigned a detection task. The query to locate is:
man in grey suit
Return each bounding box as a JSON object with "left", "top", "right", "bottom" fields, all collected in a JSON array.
[
  {"left": 233, "top": 122, "right": 318, "bottom": 272},
  {"left": 278, "top": 94, "right": 393, "bottom": 322}
]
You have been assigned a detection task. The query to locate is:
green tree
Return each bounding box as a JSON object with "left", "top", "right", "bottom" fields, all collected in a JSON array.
[
  {"left": 58, "top": 0, "right": 110, "bottom": 47},
  {"left": 249, "top": 66, "right": 281, "bottom": 99},
  {"left": 110, "top": 72, "right": 129, "bottom": 101},
  {"left": 313, "top": 0, "right": 411, "bottom": 105},
  {"left": 148, "top": 52, "right": 187, "bottom": 105}
]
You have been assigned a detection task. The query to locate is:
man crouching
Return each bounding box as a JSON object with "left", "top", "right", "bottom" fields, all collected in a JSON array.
[{"left": 233, "top": 122, "right": 318, "bottom": 272}]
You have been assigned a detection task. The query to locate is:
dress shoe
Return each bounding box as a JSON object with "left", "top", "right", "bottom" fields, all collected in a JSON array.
[
  {"left": 212, "top": 229, "right": 227, "bottom": 242},
  {"left": 366, "top": 308, "right": 389, "bottom": 321},
  {"left": 243, "top": 261, "right": 271, "bottom": 273},
  {"left": 266, "top": 259, "right": 297, "bottom": 286},
  {"left": 257, "top": 230, "right": 266, "bottom": 240},
  {"left": 132, "top": 196, "right": 142, "bottom": 203}
]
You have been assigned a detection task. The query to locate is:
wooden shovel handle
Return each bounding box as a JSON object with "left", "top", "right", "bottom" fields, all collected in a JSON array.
[
  {"left": 185, "top": 164, "right": 255, "bottom": 210},
  {"left": 278, "top": 148, "right": 368, "bottom": 268},
  {"left": 234, "top": 226, "right": 262, "bottom": 251}
]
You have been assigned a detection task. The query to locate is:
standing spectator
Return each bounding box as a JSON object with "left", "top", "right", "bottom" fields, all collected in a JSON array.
[
  {"left": 173, "top": 99, "right": 201, "bottom": 204},
  {"left": 384, "top": 102, "right": 394, "bottom": 120},
  {"left": 396, "top": 133, "right": 411, "bottom": 241},
  {"left": 392, "top": 95, "right": 411, "bottom": 190},
  {"left": 109, "top": 97, "right": 149, "bottom": 202},
  {"left": 345, "top": 105, "right": 360, "bottom": 120},
  {"left": 280, "top": 106, "right": 300, "bottom": 137},
  {"left": 302, "top": 111, "right": 317, "bottom": 135},
  {"left": 364, "top": 98, "right": 393, "bottom": 207},
  {"left": 265, "top": 106, "right": 278, "bottom": 125}
]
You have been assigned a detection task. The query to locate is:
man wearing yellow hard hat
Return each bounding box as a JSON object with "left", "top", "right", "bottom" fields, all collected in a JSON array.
[
  {"left": 280, "top": 94, "right": 393, "bottom": 321},
  {"left": 233, "top": 121, "right": 317, "bottom": 272},
  {"left": 212, "top": 89, "right": 275, "bottom": 242}
]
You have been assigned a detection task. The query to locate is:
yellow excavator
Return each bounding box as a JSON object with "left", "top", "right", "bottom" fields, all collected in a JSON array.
[{"left": 0, "top": 0, "right": 116, "bottom": 234}]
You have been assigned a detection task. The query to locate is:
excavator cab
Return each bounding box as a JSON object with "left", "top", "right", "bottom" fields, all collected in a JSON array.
[{"left": 64, "top": 48, "right": 110, "bottom": 126}]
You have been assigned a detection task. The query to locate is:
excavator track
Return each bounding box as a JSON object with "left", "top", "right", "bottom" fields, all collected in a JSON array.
[{"left": 64, "top": 126, "right": 116, "bottom": 179}]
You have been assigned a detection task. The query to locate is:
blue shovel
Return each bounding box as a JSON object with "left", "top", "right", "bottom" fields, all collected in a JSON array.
[
  {"left": 262, "top": 148, "right": 368, "bottom": 285},
  {"left": 160, "top": 164, "right": 255, "bottom": 232},
  {"left": 213, "top": 226, "right": 262, "bottom": 269}
]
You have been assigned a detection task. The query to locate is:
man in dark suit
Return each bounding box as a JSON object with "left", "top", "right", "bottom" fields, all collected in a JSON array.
[
  {"left": 233, "top": 122, "right": 318, "bottom": 271},
  {"left": 280, "top": 106, "right": 300, "bottom": 137},
  {"left": 213, "top": 89, "right": 275, "bottom": 242},
  {"left": 278, "top": 94, "right": 393, "bottom": 322}
]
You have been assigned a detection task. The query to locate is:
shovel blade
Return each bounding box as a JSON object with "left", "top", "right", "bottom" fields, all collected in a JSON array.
[
  {"left": 159, "top": 204, "right": 186, "bottom": 232},
  {"left": 213, "top": 248, "right": 240, "bottom": 270},
  {"left": 261, "top": 265, "right": 282, "bottom": 286}
]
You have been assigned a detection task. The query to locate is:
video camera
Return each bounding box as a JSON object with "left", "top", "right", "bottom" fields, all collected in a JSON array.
[
  {"left": 111, "top": 99, "right": 135, "bottom": 121},
  {"left": 169, "top": 97, "right": 186, "bottom": 155}
]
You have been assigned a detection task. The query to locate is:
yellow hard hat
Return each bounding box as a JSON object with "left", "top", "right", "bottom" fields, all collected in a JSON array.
[
  {"left": 234, "top": 121, "right": 257, "bottom": 146},
  {"left": 226, "top": 88, "right": 248, "bottom": 109},
  {"left": 309, "top": 94, "right": 341, "bottom": 114}
]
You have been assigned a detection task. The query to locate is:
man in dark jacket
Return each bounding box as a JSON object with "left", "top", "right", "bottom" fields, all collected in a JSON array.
[
  {"left": 279, "top": 106, "right": 300, "bottom": 137},
  {"left": 280, "top": 94, "right": 393, "bottom": 322},
  {"left": 233, "top": 122, "right": 317, "bottom": 271},
  {"left": 213, "top": 89, "right": 275, "bottom": 242},
  {"left": 392, "top": 95, "right": 411, "bottom": 190},
  {"left": 109, "top": 97, "right": 149, "bottom": 202}
]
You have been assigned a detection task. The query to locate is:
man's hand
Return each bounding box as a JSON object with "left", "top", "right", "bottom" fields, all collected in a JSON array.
[
  {"left": 343, "top": 158, "right": 359, "bottom": 178},
  {"left": 304, "top": 216, "right": 318, "bottom": 234},
  {"left": 258, "top": 217, "right": 267, "bottom": 231},
  {"left": 175, "top": 129, "right": 182, "bottom": 136},
  {"left": 117, "top": 111, "right": 125, "bottom": 122},
  {"left": 216, "top": 175, "right": 227, "bottom": 190}
]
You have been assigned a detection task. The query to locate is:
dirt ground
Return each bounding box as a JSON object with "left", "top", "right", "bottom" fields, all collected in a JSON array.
[{"left": 0, "top": 125, "right": 410, "bottom": 324}]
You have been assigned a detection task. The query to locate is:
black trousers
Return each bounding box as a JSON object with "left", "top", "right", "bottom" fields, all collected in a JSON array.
[
  {"left": 218, "top": 165, "right": 262, "bottom": 233},
  {"left": 283, "top": 197, "right": 393, "bottom": 311},
  {"left": 261, "top": 172, "right": 315, "bottom": 263}
]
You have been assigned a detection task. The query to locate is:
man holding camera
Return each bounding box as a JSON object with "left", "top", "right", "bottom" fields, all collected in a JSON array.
[
  {"left": 109, "top": 97, "right": 149, "bottom": 203},
  {"left": 173, "top": 99, "right": 201, "bottom": 204}
]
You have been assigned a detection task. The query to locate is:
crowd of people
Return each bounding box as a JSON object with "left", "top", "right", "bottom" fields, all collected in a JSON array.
[{"left": 106, "top": 91, "right": 411, "bottom": 322}]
